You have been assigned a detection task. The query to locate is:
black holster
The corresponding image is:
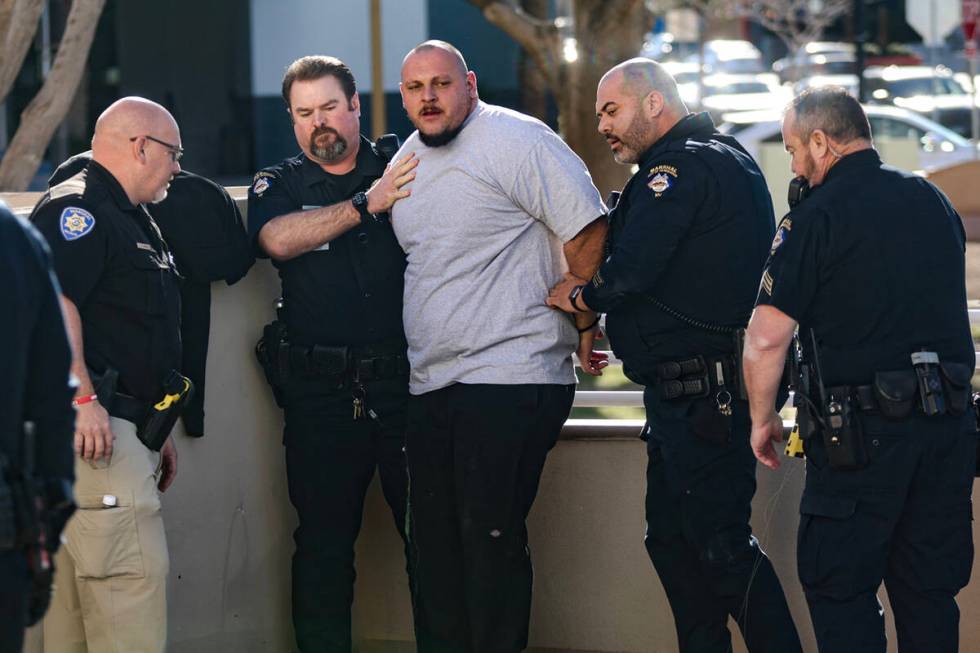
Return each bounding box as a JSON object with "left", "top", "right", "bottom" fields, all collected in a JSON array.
[
  {"left": 255, "top": 319, "right": 289, "bottom": 407},
  {"left": 139, "top": 371, "right": 194, "bottom": 451}
]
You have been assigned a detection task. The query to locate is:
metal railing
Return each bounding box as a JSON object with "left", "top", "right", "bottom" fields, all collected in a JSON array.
[{"left": 571, "top": 308, "right": 980, "bottom": 409}]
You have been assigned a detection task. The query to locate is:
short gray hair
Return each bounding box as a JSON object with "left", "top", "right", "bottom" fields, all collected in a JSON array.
[{"left": 787, "top": 86, "right": 871, "bottom": 144}]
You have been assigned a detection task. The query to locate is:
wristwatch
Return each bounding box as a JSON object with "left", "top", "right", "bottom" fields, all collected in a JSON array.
[
  {"left": 351, "top": 191, "right": 372, "bottom": 222},
  {"left": 569, "top": 284, "right": 587, "bottom": 312}
]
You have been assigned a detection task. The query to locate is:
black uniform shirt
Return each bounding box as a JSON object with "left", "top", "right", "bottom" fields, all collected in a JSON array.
[
  {"left": 0, "top": 204, "right": 74, "bottom": 480},
  {"left": 583, "top": 113, "right": 775, "bottom": 361},
  {"left": 756, "top": 149, "right": 974, "bottom": 385},
  {"left": 31, "top": 161, "right": 182, "bottom": 402},
  {"left": 248, "top": 136, "right": 406, "bottom": 347}
]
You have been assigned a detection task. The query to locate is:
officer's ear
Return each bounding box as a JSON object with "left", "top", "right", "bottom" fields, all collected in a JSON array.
[
  {"left": 808, "top": 129, "right": 830, "bottom": 158},
  {"left": 643, "top": 91, "right": 664, "bottom": 119},
  {"left": 130, "top": 135, "right": 147, "bottom": 163}
]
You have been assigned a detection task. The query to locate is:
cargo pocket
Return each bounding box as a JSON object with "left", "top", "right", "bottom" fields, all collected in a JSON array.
[
  {"left": 66, "top": 493, "right": 145, "bottom": 580},
  {"left": 797, "top": 492, "right": 858, "bottom": 599}
]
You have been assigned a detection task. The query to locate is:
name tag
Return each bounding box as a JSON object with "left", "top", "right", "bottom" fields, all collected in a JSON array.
[
  {"left": 302, "top": 205, "right": 329, "bottom": 251},
  {"left": 136, "top": 242, "right": 154, "bottom": 251}
]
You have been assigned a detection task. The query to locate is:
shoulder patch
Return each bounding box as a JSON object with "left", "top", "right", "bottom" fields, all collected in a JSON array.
[
  {"left": 252, "top": 177, "right": 270, "bottom": 196},
  {"left": 770, "top": 217, "right": 792, "bottom": 256},
  {"left": 646, "top": 164, "right": 678, "bottom": 197},
  {"left": 60, "top": 206, "right": 96, "bottom": 241}
]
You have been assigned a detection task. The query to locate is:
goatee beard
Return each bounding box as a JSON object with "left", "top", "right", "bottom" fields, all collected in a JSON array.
[{"left": 310, "top": 127, "right": 348, "bottom": 162}]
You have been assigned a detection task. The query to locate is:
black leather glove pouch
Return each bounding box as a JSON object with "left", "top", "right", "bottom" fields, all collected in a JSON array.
[{"left": 873, "top": 371, "right": 916, "bottom": 419}]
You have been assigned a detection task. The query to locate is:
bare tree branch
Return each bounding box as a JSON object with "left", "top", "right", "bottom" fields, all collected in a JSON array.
[
  {"left": 0, "top": 0, "right": 45, "bottom": 104},
  {"left": 738, "top": 0, "right": 851, "bottom": 51},
  {"left": 0, "top": 0, "right": 105, "bottom": 191},
  {"left": 470, "top": 0, "right": 562, "bottom": 90}
]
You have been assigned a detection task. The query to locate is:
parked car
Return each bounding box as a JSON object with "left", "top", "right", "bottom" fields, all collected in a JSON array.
[
  {"left": 700, "top": 73, "right": 791, "bottom": 117},
  {"left": 863, "top": 65, "right": 979, "bottom": 138},
  {"left": 686, "top": 39, "right": 765, "bottom": 74},
  {"left": 661, "top": 61, "right": 704, "bottom": 108},
  {"left": 719, "top": 104, "right": 978, "bottom": 173}
]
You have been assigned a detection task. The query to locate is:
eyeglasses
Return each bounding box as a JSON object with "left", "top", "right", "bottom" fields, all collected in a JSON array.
[{"left": 130, "top": 135, "right": 184, "bottom": 163}]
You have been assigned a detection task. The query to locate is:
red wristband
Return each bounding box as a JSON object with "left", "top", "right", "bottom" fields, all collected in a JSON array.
[{"left": 72, "top": 394, "right": 99, "bottom": 408}]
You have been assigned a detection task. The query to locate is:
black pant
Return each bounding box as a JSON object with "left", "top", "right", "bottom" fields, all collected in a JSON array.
[
  {"left": 283, "top": 375, "right": 411, "bottom": 653},
  {"left": 406, "top": 383, "right": 574, "bottom": 653},
  {"left": 0, "top": 551, "right": 29, "bottom": 653},
  {"left": 642, "top": 387, "right": 802, "bottom": 653},
  {"left": 799, "top": 413, "right": 976, "bottom": 653}
]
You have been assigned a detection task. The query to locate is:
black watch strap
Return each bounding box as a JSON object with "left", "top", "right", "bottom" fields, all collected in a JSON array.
[{"left": 351, "top": 192, "right": 372, "bottom": 222}]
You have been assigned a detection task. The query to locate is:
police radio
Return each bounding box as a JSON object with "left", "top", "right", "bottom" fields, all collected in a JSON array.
[
  {"left": 787, "top": 176, "right": 810, "bottom": 208},
  {"left": 375, "top": 134, "right": 401, "bottom": 163}
]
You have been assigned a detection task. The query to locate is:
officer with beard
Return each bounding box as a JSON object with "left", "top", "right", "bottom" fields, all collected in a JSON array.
[
  {"left": 548, "top": 58, "right": 801, "bottom": 653},
  {"left": 247, "top": 55, "right": 418, "bottom": 652}
]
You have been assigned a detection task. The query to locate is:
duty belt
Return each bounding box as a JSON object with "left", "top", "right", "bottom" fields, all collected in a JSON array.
[
  {"left": 286, "top": 343, "right": 408, "bottom": 384},
  {"left": 824, "top": 361, "right": 973, "bottom": 420}
]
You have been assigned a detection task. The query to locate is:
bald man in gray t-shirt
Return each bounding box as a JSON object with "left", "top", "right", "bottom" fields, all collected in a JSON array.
[{"left": 389, "top": 42, "right": 607, "bottom": 652}]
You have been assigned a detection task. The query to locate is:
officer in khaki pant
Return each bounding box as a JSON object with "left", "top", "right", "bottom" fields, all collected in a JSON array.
[{"left": 29, "top": 97, "right": 185, "bottom": 652}]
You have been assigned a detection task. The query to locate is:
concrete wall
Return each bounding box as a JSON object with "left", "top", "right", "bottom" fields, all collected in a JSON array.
[{"left": 8, "top": 190, "right": 980, "bottom": 652}]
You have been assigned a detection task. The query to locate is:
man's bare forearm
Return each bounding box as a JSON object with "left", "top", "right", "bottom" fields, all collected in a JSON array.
[
  {"left": 743, "top": 306, "right": 798, "bottom": 424},
  {"left": 258, "top": 200, "right": 362, "bottom": 261},
  {"left": 563, "top": 217, "right": 608, "bottom": 280},
  {"left": 60, "top": 296, "right": 93, "bottom": 398}
]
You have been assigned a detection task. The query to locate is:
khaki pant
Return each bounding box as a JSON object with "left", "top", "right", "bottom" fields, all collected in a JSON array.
[{"left": 43, "top": 417, "right": 168, "bottom": 653}]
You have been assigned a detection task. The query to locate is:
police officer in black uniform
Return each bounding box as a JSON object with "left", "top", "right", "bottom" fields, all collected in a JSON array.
[
  {"left": 745, "top": 87, "right": 977, "bottom": 653},
  {"left": 0, "top": 200, "right": 75, "bottom": 653},
  {"left": 247, "top": 55, "right": 418, "bottom": 652},
  {"left": 30, "top": 97, "right": 182, "bottom": 652},
  {"left": 548, "top": 58, "right": 801, "bottom": 653}
]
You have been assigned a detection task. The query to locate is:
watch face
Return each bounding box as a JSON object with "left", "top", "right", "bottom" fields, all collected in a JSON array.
[{"left": 353, "top": 192, "right": 366, "bottom": 207}]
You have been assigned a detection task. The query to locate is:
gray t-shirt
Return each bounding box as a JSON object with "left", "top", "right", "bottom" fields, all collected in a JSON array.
[{"left": 391, "top": 102, "right": 605, "bottom": 394}]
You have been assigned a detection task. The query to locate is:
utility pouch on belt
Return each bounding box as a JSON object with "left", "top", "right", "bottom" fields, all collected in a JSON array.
[
  {"left": 822, "top": 390, "right": 868, "bottom": 470},
  {"left": 657, "top": 357, "right": 710, "bottom": 400},
  {"left": 873, "top": 370, "right": 917, "bottom": 419},
  {"left": 939, "top": 362, "right": 972, "bottom": 416},
  {"left": 139, "top": 371, "right": 194, "bottom": 451}
]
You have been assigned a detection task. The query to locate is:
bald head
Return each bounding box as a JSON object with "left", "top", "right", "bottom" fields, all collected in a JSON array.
[
  {"left": 93, "top": 97, "right": 178, "bottom": 151},
  {"left": 599, "top": 58, "right": 685, "bottom": 112},
  {"left": 595, "top": 58, "right": 689, "bottom": 165},
  {"left": 91, "top": 96, "right": 181, "bottom": 204},
  {"left": 402, "top": 40, "right": 468, "bottom": 77}
]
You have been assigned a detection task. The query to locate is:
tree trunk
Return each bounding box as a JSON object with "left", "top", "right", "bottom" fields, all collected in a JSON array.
[
  {"left": 0, "top": 0, "right": 105, "bottom": 191},
  {"left": 473, "top": 0, "right": 648, "bottom": 198},
  {"left": 0, "top": 0, "right": 45, "bottom": 104},
  {"left": 557, "top": 0, "right": 648, "bottom": 197},
  {"left": 518, "top": 0, "right": 549, "bottom": 121}
]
